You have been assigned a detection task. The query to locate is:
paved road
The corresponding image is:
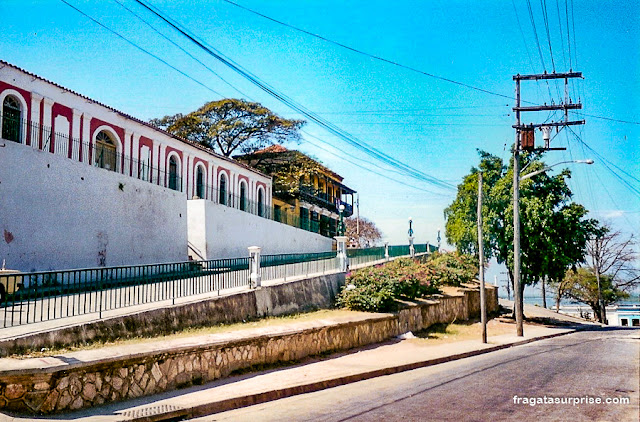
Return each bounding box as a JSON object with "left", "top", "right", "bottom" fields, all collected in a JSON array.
[{"left": 197, "top": 328, "right": 639, "bottom": 422}]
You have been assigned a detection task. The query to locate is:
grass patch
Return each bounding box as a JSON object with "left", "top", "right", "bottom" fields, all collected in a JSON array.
[
  {"left": 413, "top": 315, "right": 515, "bottom": 344},
  {"left": 10, "top": 309, "right": 363, "bottom": 359}
]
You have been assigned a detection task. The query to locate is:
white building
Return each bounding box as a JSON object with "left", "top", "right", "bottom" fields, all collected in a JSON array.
[
  {"left": 0, "top": 61, "right": 332, "bottom": 271},
  {"left": 608, "top": 304, "right": 640, "bottom": 327}
]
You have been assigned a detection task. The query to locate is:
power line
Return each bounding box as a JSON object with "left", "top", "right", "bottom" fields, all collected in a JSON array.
[
  {"left": 220, "top": 0, "right": 517, "bottom": 102},
  {"left": 133, "top": 0, "right": 457, "bottom": 191},
  {"left": 110, "top": 0, "right": 251, "bottom": 99},
  {"left": 59, "top": 0, "right": 224, "bottom": 98},
  {"left": 567, "top": 127, "right": 640, "bottom": 198},
  {"left": 555, "top": 0, "right": 568, "bottom": 70},
  {"left": 565, "top": 0, "right": 573, "bottom": 70},
  {"left": 512, "top": 0, "right": 537, "bottom": 74},
  {"left": 540, "top": 0, "right": 556, "bottom": 72},
  {"left": 63, "top": 0, "right": 455, "bottom": 193},
  {"left": 300, "top": 135, "right": 452, "bottom": 198},
  {"left": 526, "top": 0, "right": 547, "bottom": 71},
  {"left": 301, "top": 130, "right": 406, "bottom": 177},
  {"left": 316, "top": 122, "right": 506, "bottom": 127},
  {"left": 571, "top": 111, "right": 640, "bottom": 126}
]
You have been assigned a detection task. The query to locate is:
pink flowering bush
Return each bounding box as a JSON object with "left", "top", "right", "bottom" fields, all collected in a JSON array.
[
  {"left": 336, "top": 252, "right": 478, "bottom": 312},
  {"left": 336, "top": 258, "right": 440, "bottom": 312}
]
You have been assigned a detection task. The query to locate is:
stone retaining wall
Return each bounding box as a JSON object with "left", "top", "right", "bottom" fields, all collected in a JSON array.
[
  {"left": 0, "top": 273, "right": 345, "bottom": 357},
  {"left": 0, "top": 285, "right": 498, "bottom": 414}
]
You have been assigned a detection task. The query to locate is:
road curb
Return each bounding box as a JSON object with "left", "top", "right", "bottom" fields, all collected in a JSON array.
[{"left": 121, "top": 327, "right": 580, "bottom": 422}]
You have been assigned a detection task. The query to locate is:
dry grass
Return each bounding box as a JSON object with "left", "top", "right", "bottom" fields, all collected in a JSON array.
[
  {"left": 413, "top": 317, "right": 517, "bottom": 344},
  {"left": 14, "top": 309, "right": 364, "bottom": 358}
]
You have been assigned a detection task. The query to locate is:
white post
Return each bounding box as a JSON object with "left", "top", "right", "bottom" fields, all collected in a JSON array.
[
  {"left": 248, "top": 246, "right": 262, "bottom": 288},
  {"left": 409, "top": 236, "right": 415, "bottom": 258},
  {"left": 384, "top": 241, "right": 389, "bottom": 261},
  {"left": 335, "top": 236, "right": 349, "bottom": 272}
]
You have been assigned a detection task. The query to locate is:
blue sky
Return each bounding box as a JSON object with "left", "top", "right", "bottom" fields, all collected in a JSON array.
[{"left": 2, "top": 0, "right": 638, "bottom": 266}]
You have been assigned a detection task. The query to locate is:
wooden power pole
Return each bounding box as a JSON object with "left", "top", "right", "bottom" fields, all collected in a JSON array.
[
  {"left": 478, "top": 172, "right": 487, "bottom": 344},
  {"left": 512, "top": 71, "right": 584, "bottom": 337}
]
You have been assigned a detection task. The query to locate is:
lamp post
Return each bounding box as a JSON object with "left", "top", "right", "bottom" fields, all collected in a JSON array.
[
  {"left": 437, "top": 228, "right": 441, "bottom": 251},
  {"left": 335, "top": 204, "right": 348, "bottom": 272},
  {"left": 408, "top": 217, "right": 415, "bottom": 257},
  {"left": 513, "top": 158, "right": 594, "bottom": 336},
  {"left": 337, "top": 204, "right": 346, "bottom": 236},
  {"left": 520, "top": 159, "right": 594, "bottom": 181}
]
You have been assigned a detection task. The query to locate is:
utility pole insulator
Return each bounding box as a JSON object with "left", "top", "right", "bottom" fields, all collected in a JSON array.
[{"left": 541, "top": 126, "right": 552, "bottom": 149}]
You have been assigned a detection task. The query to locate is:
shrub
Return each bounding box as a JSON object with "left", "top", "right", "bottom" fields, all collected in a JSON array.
[
  {"left": 427, "top": 251, "right": 478, "bottom": 287},
  {"left": 336, "top": 258, "right": 440, "bottom": 312}
]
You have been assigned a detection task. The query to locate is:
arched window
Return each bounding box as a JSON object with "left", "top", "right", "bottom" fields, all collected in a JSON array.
[
  {"left": 239, "top": 182, "right": 247, "bottom": 211},
  {"left": 257, "top": 188, "right": 265, "bottom": 217},
  {"left": 95, "top": 131, "right": 117, "bottom": 171},
  {"left": 168, "top": 156, "right": 179, "bottom": 191},
  {"left": 196, "top": 166, "right": 205, "bottom": 198},
  {"left": 219, "top": 173, "right": 227, "bottom": 205},
  {"left": 2, "top": 96, "right": 22, "bottom": 143}
]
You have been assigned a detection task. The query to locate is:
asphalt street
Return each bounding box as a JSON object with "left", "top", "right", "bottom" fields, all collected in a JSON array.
[{"left": 196, "top": 327, "right": 640, "bottom": 422}]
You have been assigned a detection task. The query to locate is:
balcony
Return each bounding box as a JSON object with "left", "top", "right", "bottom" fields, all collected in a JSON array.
[{"left": 297, "top": 187, "right": 354, "bottom": 217}]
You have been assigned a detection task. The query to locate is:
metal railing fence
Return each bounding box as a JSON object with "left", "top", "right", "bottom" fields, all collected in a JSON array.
[
  {"left": 0, "top": 258, "right": 249, "bottom": 328},
  {"left": 0, "top": 246, "right": 433, "bottom": 328},
  {"left": 0, "top": 112, "right": 183, "bottom": 192}
]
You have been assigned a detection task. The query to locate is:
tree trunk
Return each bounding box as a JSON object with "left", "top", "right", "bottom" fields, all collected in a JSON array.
[
  {"left": 541, "top": 277, "right": 547, "bottom": 309},
  {"left": 555, "top": 294, "right": 561, "bottom": 313},
  {"left": 592, "top": 302, "right": 603, "bottom": 323}
]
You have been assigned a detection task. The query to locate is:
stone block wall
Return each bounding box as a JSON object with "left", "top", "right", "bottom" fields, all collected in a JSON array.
[
  {"left": 0, "top": 285, "right": 498, "bottom": 414},
  {"left": 0, "top": 273, "right": 345, "bottom": 357}
]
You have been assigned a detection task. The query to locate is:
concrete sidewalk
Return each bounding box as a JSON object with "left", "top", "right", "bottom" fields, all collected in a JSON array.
[{"left": 0, "top": 301, "right": 597, "bottom": 422}]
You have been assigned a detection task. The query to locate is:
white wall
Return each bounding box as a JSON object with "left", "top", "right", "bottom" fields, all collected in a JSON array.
[
  {"left": 188, "top": 200, "right": 335, "bottom": 259},
  {"left": 0, "top": 140, "right": 187, "bottom": 271}
]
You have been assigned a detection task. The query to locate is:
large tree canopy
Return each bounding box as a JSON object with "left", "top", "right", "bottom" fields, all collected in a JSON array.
[
  {"left": 237, "top": 149, "right": 328, "bottom": 199},
  {"left": 563, "top": 267, "right": 629, "bottom": 320},
  {"left": 150, "top": 99, "right": 305, "bottom": 157},
  {"left": 444, "top": 150, "right": 598, "bottom": 301},
  {"left": 345, "top": 217, "right": 382, "bottom": 248}
]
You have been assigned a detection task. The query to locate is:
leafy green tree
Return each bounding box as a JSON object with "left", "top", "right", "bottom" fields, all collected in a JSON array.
[
  {"left": 444, "top": 150, "right": 597, "bottom": 315},
  {"left": 563, "top": 267, "right": 629, "bottom": 320},
  {"left": 237, "top": 149, "right": 328, "bottom": 199},
  {"left": 150, "top": 98, "right": 304, "bottom": 156}
]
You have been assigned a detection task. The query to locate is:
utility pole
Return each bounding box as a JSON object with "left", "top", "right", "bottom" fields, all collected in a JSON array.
[
  {"left": 512, "top": 71, "right": 584, "bottom": 337},
  {"left": 356, "top": 193, "right": 360, "bottom": 239},
  {"left": 478, "top": 172, "right": 487, "bottom": 344}
]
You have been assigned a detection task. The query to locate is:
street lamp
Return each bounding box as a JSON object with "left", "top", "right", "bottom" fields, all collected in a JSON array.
[
  {"left": 408, "top": 217, "right": 415, "bottom": 257},
  {"left": 337, "top": 204, "right": 346, "bottom": 236},
  {"left": 512, "top": 158, "right": 594, "bottom": 336},
  {"left": 520, "top": 159, "right": 594, "bottom": 181}
]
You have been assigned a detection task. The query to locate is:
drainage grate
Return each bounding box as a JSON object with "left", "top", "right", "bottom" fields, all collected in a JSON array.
[{"left": 117, "top": 404, "right": 186, "bottom": 421}]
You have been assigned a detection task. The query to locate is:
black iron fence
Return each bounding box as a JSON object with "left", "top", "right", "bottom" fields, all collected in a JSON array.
[
  {"left": 0, "top": 245, "right": 435, "bottom": 328},
  {"left": 1, "top": 112, "right": 183, "bottom": 192}
]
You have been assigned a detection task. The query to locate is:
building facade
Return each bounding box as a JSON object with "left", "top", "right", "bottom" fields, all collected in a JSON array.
[
  {"left": 0, "top": 61, "right": 272, "bottom": 212},
  {"left": 0, "top": 61, "right": 333, "bottom": 271},
  {"left": 236, "top": 145, "right": 356, "bottom": 239},
  {"left": 609, "top": 304, "right": 640, "bottom": 327}
]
